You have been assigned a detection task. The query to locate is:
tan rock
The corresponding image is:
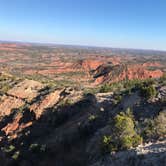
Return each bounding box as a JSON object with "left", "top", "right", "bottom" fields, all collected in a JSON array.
[
  {"left": 0, "top": 96, "right": 25, "bottom": 116},
  {"left": 2, "top": 112, "right": 33, "bottom": 138},
  {"left": 7, "top": 79, "right": 44, "bottom": 102},
  {"left": 30, "top": 89, "right": 64, "bottom": 118}
]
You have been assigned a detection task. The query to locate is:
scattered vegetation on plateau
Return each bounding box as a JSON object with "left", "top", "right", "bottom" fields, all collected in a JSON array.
[
  {"left": 0, "top": 73, "right": 21, "bottom": 94},
  {"left": 99, "top": 84, "right": 112, "bottom": 93}
]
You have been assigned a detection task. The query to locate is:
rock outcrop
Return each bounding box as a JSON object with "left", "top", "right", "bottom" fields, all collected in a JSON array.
[
  {"left": 93, "top": 64, "right": 164, "bottom": 85},
  {"left": 0, "top": 96, "right": 25, "bottom": 116},
  {"left": 79, "top": 59, "right": 104, "bottom": 71},
  {"left": 30, "top": 89, "right": 65, "bottom": 118},
  {"left": 90, "top": 140, "right": 166, "bottom": 166},
  {"left": 7, "top": 80, "right": 44, "bottom": 102}
]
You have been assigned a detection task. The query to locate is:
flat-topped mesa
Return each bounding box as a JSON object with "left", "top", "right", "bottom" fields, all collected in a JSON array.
[{"left": 7, "top": 79, "right": 45, "bottom": 102}]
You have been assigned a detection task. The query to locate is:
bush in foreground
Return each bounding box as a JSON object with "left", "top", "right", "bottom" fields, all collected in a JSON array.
[
  {"left": 141, "top": 110, "right": 166, "bottom": 140},
  {"left": 101, "top": 109, "right": 142, "bottom": 153}
]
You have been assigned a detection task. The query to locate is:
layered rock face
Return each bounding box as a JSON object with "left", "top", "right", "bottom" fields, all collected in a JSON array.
[
  {"left": 79, "top": 59, "right": 104, "bottom": 71},
  {"left": 0, "top": 79, "right": 82, "bottom": 140},
  {"left": 0, "top": 80, "right": 46, "bottom": 139},
  {"left": 93, "top": 64, "right": 164, "bottom": 85},
  {"left": 0, "top": 80, "right": 44, "bottom": 117}
]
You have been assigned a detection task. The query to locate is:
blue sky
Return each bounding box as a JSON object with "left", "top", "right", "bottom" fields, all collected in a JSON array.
[{"left": 0, "top": 0, "right": 166, "bottom": 50}]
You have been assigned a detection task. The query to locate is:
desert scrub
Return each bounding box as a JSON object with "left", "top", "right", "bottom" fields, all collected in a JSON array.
[
  {"left": 141, "top": 110, "right": 166, "bottom": 140},
  {"left": 142, "top": 85, "right": 157, "bottom": 99},
  {"left": 101, "top": 135, "right": 117, "bottom": 153},
  {"left": 112, "top": 93, "right": 122, "bottom": 105},
  {"left": 0, "top": 74, "right": 21, "bottom": 94},
  {"left": 159, "top": 73, "right": 166, "bottom": 86},
  {"left": 140, "top": 83, "right": 157, "bottom": 99},
  {"left": 2, "top": 145, "right": 15, "bottom": 153},
  {"left": 99, "top": 84, "right": 112, "bottom": 93},
  {"left": 123, "top": 79, "right": 142, "bottom": 90},
  {"left": 83, "top": 87, "right": 100, "bottom": 95},
  {"left": 29, "top": 143, "right": 46, "bottom": 153},
  {"left": 58, "top": 98, "right": 73, "bottom": 107},
  {"left": 155, "top": 111, "right": 166, "bottom": 138},
  {"left": 88, "top": 114, "right": 97, "bottom": 122},
  {"left": 114, "top": 111, "right": 142, "bottom": 149},
  {"left": 12, "top": 151, "right": 20, "bottom": 160},
  {"left": 101, "top": 108, "right": 142, "bottom": 153}
]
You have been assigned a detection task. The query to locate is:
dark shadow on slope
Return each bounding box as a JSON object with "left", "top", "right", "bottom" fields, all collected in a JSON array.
[
  {"left": 0, "top": 93, "right": 108, "bottom": 166},
  {"left": 133, "top": 99, "right": 166, "bottom": 120}
]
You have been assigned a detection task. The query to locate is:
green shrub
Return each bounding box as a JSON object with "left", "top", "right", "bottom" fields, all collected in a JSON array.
[
  {"left": 141, "top": 111, "right": 166, "bottom": 140},
  {"left": 99, "top": 84, "right": 112, "bottom": 93},
  {"left": 29, "top": 143, "right": 46, "bottom": 153},
  {"left": 88, "top": 114, "right": 97, "bottom": 121},
  {"left": 120, "top": 136, "right": 133, "bottom": 149},
  {"left": 12, "top": 151, "right": 20, "bottom": 160},
  {"left": 140, "top": 84, "right": 157, "bottom": 99},
  {"left": 113, "top": 94, "right": 122, "bottom": 105},
  {"left": 101, "top": 135, "right": 117, "bottom": 153},
  {"left": 114, "top": 111, "right": 142, "bottom": 150},
  {"left": 59, "top": 98, "right": 72, "bottom": 107},
  {"left": 160, "top": 73, "right": 166, "bottom": 80},
  {"left": 101, "top": 109, "right": 142, "bottom": 153},
  {"left": 141, "top": 119, "right": 155, "bottom": 139},
  {"left": 155, "top": 111, "right": 166, "bottom": 138},
  {"left": 29, "top": 143, "right": 40, "bottom": 152},
  {"left": 132, "top": 134, "right": 143, "bottom": 147},
  {"left": 114, "top": 112, "right": 135, "bottom": 137},
  {"left": 2, "top": 145, "right": 15, "bottom": 153}
]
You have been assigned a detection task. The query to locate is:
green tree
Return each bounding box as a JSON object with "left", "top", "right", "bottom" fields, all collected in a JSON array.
[
  {"left": 101, "top": 109, "right": 142, "bottom": 153},
  {"left": 155, "top": 111, "right": 166, "bottom": 138},
  {"left": 140, "top": 84, "right": 157, "bottom": 99}
]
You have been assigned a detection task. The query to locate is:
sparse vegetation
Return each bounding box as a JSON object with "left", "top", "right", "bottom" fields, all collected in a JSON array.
[
  {"left": 0, "top": 43, "right": 165, "bottom": 165},
  {"left": 58, "top": 98, "right": 73, "bottom": 107},
  {"left": 88, "top": 114, "right": 97, "bottom": 121},
  {"left": 99, "top": 84, "right": 112, "bottom": 93},
  {"left": 141, "top": 111, "right": 166, "bottom": 140},
  {"left": 101, "top": 109, "right": 142, "bottom": 153},
  {"left": 140, "top": 84, "right": 157, "bottom": 99},
  {"left": 29, "top": 143, "right": 46, "bottom": 153},
  {"left": 113, "top": 93, "right": 122, "bottom": 105},
  {"left": 12, "top": 151, "right": 20, "bottom": 160}
]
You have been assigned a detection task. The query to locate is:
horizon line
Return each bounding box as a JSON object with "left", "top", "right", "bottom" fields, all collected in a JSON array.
[{"left": 0, "top": 39, "right": 166, "bottom": 53}]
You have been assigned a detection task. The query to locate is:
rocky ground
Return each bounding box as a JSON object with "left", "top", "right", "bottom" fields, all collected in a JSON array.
[
  {"left": 0, "top": 43, "right": 165, "bottom": 166},
  {"left": 91, "top": 140, "right": 166, "bottom": 166},
  {"left": 0, "top": 72, "right": 165, "bottom": 166}
]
